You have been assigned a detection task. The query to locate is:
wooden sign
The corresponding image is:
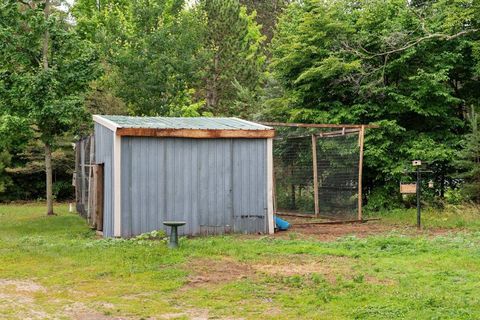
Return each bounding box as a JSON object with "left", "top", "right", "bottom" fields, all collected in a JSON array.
[{"left": 400, "top": 183, "right": 417, "bottom": 194}]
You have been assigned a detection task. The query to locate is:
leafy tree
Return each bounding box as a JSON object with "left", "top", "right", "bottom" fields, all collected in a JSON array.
[
  {"left": 266, "top": 0, "right": 480, "bottom": 208},
  {"left": 0, "top": 0, "right": 100, "bottom": 213},
  {"left": 73, "top": 0, "right": 207, "bottom": 116},
  {"left": 0, "top": 115, "right": 31, "bottom": 193},
  {"left": 73, "top": 0, "right": 266, "bottom": 117}
]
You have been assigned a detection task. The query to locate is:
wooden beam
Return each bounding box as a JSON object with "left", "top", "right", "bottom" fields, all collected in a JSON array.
[
  {"left": 293, "top": 218, "right": 380, "bottom": 226},
  {"left": 260, "top": 122, "right": 379, "bottom": 129},
  {"left": 317, "top": 128, "right": 360, "bottom": 137},
  {"left": 276, "top": 212, "right": 317, "bottom": 218},
  {"left": 274, "top": 128, "right": 360, "bottom": 141},
  {"left": 266, "top": 138, "right": 275, "bottom": 234},
  {"left": 311, "top": 135, "right": 319, "bottom": 217},
  {"left": 116, "top": 128, "right": 275, "bottom": 139},
  {"left": 276, "top": 211, "right": 366, "bottom": 221},
  {"left": 94, "top": 164, "right": 104, "bottom": 232},
  {"left": 113, "top": 133, "right": 121, "bottom": 237},
  {"left": 357, "top": 125, "right": 365, "bottom": 221}
]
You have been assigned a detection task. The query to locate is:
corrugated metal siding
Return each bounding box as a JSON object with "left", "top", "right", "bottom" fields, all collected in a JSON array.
[
  {"left": 94, "top": 123, "right": 115, "bottom": 238},
  {"left": 233, "top": 139, "right": 267, "bottom": 233},
  {"left": 120, "top": 137, "right": 267, "bottom": 237}
]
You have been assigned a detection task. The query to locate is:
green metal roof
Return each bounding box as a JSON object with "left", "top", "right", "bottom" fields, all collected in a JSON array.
[{"left": 98, "top": 115, "right": 272, "bottom": 130}]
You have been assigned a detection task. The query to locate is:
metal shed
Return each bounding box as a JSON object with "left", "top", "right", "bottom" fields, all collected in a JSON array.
[{"left": 92, "top": 115, "right": 275, "bottom": 238}]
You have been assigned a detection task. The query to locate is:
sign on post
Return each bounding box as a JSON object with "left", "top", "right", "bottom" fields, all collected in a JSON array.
[{"left": 400, "top": 183, "right": 417, "bottom": 194}]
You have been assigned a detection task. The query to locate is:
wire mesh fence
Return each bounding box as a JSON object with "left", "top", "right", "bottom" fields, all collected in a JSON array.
[
  {"left": 74, "top": 135, "right": 94, "bottom": 219},
  {"left": 272, "top": 125, "right": 362, "bottom": 221}
]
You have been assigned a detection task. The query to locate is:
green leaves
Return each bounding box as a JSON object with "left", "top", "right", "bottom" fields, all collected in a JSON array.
[
  {"left": 455, "top": 107, "right": 480, "bottom": 201},
  {"left": 267, "top": 0, "right": 480, "bottom": 207},
  {"left": 0, "top": 1, "right": 100, "bottom": 142}
]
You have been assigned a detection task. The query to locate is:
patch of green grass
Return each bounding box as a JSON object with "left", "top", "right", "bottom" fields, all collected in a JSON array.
[
  {"left": 366, "top": 204, "right": 480, "bottom": 230},
  {"left": 1, "top": 203, "right": 480, "bottom": 319}
]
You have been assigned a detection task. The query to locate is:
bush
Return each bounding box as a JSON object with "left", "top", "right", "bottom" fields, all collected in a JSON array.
[{"left": 444, "top": 188, "right": 466, "bottom": 205}]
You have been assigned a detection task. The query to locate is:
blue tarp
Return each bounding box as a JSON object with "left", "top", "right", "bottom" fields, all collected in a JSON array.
[{"left": 275, "top": 216, "right": 290, "bottom": 231}]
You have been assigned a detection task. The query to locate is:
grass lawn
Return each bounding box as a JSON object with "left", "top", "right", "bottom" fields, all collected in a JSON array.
[{"left": 0, "top": 203, "right": 480, "bottom": 319}]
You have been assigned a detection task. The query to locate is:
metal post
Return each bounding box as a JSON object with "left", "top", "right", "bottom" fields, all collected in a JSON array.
[{"left": 416, "top": 166, "right": 421, "bottom": 229}]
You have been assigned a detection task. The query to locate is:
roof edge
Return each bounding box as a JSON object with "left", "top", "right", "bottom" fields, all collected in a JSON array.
[
  {"left": 93, "top": 115, "right": 120, "bottom": 131},
  {"left": 232, "top": 117, "right": 273, "bottom": 130}
]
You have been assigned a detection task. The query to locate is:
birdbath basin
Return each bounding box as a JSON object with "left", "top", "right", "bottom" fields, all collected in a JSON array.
[{"left": 163, "top": 221, "right": 186, "bottom": 248}]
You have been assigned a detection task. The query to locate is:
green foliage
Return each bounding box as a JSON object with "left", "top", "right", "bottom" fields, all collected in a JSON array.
[
  {"left": 0, "top": 0, "right": 478, "bottom": 204},
  {"left": 267, "top": 0, "right": 480, "bottom": 207},
  {"left": 239, "top": 0, "right": 289, "bottom": 43},
  {"left": 0, "top": 151, "right": 12, "bottom": 193},
  {"left": 456, "top": 107, "right": 480, "bottom": 201},
  {"left": 73, "top": 0, "right": 266, "bottom": 117},
  {"left": 0, "top": 1, "right": 100, "bottom": 145},
  {"left": 0, "top": 1, "right": 100, "bottom": 203},
  {"left": 0, "top": 136, "right": 75, "bottom": 201},
  {"left": 199, "top": 0, "right": 266, "bottom": 115},
  {"left": 444, "top": 187, "right": 467, "bottom": 205}
]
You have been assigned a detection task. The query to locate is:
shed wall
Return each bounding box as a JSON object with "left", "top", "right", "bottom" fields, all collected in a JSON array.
[
  {"left": 120, "top": 137, "right": 267, "bottom": 237},
  {"left": 94, "top": 123, "right": 115, "bottom": 237}
]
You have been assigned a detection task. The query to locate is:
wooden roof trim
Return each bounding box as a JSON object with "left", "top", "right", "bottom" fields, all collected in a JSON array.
[
  {"left": 116, "top": 127, "right": 275, "bottom": 139},
  {"left": 259, "top": 122, "right": 379, "bottom": 129}
]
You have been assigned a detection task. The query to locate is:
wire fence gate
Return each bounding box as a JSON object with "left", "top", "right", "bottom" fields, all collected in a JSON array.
[{"left": 265, "top": 123, "right": 368, "bottom": 221}]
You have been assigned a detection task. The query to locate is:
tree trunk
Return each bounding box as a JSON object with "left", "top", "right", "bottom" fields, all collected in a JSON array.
[
  {"left": 43, "top": 0, "right": 50, "bottom": 70},
  {"left": 43, "top": 0, "right": 53, "bottom": 216},
  {"left": 45, "top": 142, "right": 54, "bottom": 215}
]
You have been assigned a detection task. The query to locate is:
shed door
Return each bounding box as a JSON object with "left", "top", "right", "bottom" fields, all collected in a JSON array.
[
  {"left": 232, "top": 139, "right": 267, "bottom": 233},
  {"left": 197, "top": 140, "right": 234, "bottom": 235}
]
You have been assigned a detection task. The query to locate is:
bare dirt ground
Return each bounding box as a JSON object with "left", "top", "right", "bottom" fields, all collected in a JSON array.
[
  {"left": 185, "top": 257, "right": 255, "bottom": 288},
  {"left": 0, "top": 279, "right": 132, "bottom": 320},
  {"left": 271, "top": 216, "right": 456, "bottom": 241}
]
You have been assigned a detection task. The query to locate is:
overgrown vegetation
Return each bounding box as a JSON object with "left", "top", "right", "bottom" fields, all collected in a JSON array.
[
  {"left": 1, "top": 203, "right": 480, "bottom": 319},
  {"left": 0, "top": 0, "right": 479, "bottom": 209}
]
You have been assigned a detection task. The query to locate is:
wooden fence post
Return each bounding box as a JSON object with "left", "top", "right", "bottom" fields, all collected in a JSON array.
[
  {"left": 312, "top": 135, "right": 319, "bottom": 217},
  {"left": 358, "top": 125, "right": 365, "bottom": 221},
  {"left": 94, "top": 164, "right": 104, "bottom": 231}
]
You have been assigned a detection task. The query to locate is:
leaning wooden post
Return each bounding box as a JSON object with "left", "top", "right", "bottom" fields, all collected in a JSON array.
[
  {"left": 95, "top": 164, "right": 104, "bottom": 232},
  {"left": 357, "top": 125, "right": 365, "bottom": 221},
  {"left": 311, "top": 135, "right": 319, "bottom": 217}
]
